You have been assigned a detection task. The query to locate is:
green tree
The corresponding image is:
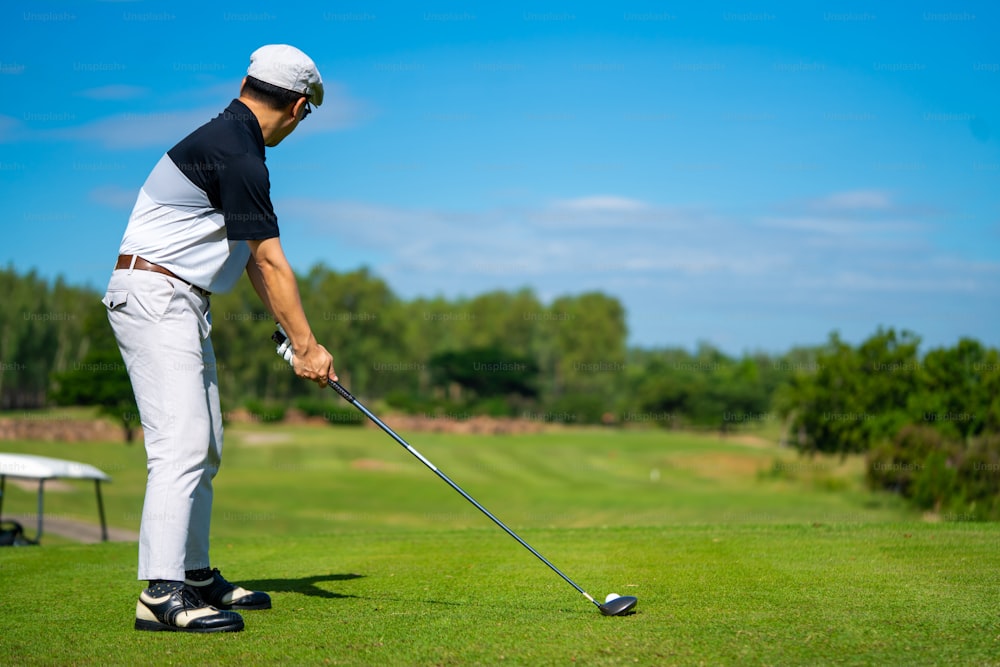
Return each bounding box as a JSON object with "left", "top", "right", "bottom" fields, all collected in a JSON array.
[
  {"left": 50, "top": 301, "right": 139, "bottom": 442},
  {"left": 210, "top": 274, "right": 293, "bottom": 409},
  {"left": 776, "top": 329, "right": 921, "bottom": 456},
  {"left": 404, "top": 295, "right": 475, "bottom": 362},
  {"left": 211, "top": 264, "right": 413, "bottom": 412},
  {"left": 629, "top": 348, "right": 696, "bottom": 427},
  {"left": 548, "top": 292, "right": 627, "bottom": 389},
  {"left": 429, "top": 346, "right": 539, "bottom": 406},
  {"left": 910, "top": 339, "right": 997, "bottom": 442},
  {"left": 464, "top": 289, "right": 543, "bottom": 358},
  {"left": 0, "top": 267, "right": 89, "bottom": 409},
  {"left": 301, "top": 265, "right": 410, "bottom": 398},
  {"left": 545, "top": 292, "right": 627, "bottom": 423},
  {"left": 628, "top": 345, "right": 781, "bottom": 432}
]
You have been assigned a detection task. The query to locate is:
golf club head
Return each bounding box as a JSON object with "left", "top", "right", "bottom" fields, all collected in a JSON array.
[{"left": 598, "top": 595, "right": 637, "bottom": 616}]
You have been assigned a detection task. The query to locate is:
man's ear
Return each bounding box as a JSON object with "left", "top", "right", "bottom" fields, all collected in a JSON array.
[{"left": 291, "top": 96, "right": 307, "bottom": 119}]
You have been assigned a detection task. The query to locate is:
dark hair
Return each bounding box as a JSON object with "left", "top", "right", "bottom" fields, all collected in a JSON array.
[{"left": 242, "top": 75, "right": 307, "bottom": 110}]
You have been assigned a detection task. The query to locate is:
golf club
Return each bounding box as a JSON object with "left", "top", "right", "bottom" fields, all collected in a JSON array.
[{"left": 271, "top": 329, "right": 637, "bottom": 617}]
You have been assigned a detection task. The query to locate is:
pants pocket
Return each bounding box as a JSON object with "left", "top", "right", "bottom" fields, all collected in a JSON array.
[
  {"left": 102, "top": 289, "right": 128, "bottom": 310},
  {"left": 197, "top": 304, "right": 213, "bottom": 340}
]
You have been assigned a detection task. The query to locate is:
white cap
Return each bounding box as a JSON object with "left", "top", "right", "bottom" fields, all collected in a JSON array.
[{"left": 247, "top": 44, "right": 324, "bottom": 106}]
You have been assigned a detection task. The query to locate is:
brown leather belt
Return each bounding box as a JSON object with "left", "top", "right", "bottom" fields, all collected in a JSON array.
[{"left": 116, "top": 254, "right": 211, "bottom": 296}]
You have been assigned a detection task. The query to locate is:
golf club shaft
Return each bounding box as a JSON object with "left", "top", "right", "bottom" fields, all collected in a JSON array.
[{"left": 326, "top": 378, "right": 601, "bottom": 608}]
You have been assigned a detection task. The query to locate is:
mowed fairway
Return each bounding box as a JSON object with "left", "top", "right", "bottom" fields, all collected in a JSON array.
[{"left": 1, "top": 421, "right": 998, "bottom": 665}]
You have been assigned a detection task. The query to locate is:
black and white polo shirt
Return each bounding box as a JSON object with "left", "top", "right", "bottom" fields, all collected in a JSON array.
[{"left": 118, "top": 99, "right": 279, "bottom": 293}]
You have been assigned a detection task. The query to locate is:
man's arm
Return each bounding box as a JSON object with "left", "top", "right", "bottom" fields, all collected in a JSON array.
[{"left": 246, "top": 237, "right": 337, "bottom": 386}]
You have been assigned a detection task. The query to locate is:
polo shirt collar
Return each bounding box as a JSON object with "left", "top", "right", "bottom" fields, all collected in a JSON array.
[{"left": 223, "top": 99, "right": 265, "bottom": 155}]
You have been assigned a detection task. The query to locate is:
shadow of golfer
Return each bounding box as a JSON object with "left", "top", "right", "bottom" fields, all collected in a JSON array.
[{"left": 239, "top": 573, "right": 365, "bottom": 599}]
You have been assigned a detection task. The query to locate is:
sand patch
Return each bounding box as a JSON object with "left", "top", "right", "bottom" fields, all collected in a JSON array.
[
  {"left": 673, "top": 452, "right": 765, "bottom": 481},
  {"left": 350, "top": 458, "right": 399, "bottom": 472},
  {"left": 239, "top": 432, "right": 294, "bottom": 446}
]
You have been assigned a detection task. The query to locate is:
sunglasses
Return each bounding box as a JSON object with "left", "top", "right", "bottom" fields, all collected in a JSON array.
[{"left": 300, "top": 98, "right": 312, "bottom": 121}]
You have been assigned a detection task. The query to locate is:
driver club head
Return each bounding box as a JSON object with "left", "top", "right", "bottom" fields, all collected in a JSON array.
[{"left": 598, "top": 595, "right": 638, "bottom": 616}]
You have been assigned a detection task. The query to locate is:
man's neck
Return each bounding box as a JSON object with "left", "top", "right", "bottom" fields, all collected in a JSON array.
[{"left": 237, "top": 96, "right": 281, "bottom": 145}]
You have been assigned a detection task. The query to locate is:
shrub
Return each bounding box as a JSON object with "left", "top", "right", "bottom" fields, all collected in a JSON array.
[
  {"left": 294, "top": 396, "right": 364, "bottom": 426},
  {"left": 323, "top": 405, "right": 365, "bottom": 427},
  {"left": 244, "top": 399, "right": 286, "bottom": 423},
  {"left": 868, "top": 424, "right": 1000, "bottom": 519},
  {"left": 954, "top": 435, "right": 1000, "bottom": 518},
  {"left": 867, "top": 424, "right": 948, "bottom": 497},
  {"left": 294, "top": 396, "right": 332, "bottom": 418},
  {"left": 545, "top": 393, "right": 607, "bottom": 425}
]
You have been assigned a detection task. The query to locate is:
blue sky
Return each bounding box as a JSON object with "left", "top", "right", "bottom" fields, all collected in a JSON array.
[{"left": 2, "top": 1, "right": 998, "bottom": 355}]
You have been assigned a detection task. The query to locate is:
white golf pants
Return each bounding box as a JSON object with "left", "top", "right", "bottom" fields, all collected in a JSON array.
[{"left": 104, "top": 269, "right": 222, "bottom": 581}]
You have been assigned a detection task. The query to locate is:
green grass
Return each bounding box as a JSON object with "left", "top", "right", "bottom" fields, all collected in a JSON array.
[
  {"left": 1, "top": 423, "right": 998, "bottom": 665},
  {"left": 0, "top": 425, "right": 916, "bottom": 540}
]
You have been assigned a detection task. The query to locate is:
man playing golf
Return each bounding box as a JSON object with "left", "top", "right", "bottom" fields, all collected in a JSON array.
[{"left": 104, "top": 44, "right": 336, "bottom": 633}]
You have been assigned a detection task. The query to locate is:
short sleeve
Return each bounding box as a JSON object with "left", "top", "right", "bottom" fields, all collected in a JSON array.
[{"left": 219, "top": 153, "right": 280, "bottom": 240}]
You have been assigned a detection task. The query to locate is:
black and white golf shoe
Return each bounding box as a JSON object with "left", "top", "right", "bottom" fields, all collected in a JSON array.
[
  {"left": 135, "top": 585, "right": 244, "bottom": 633},
  {"left": 185, "top": 568, "right": 272, "bottom": 610}
]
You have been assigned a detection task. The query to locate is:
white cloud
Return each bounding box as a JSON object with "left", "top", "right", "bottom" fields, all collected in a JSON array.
[
  {"left": 281, "top": 190, "right": 999, "bottom": 302},
  {"left": 757, "top": 190, "right": 936, "bottom": 254},
  {"left": 88, "top": 185, "right": 137, "bottom": 209},
  {"left": 0, "top": 115, "right": 26, "bottom": 142},
  {"left": 295, "top": 82, "right": 372, "bottom": 136},
  {"left": 831, "top": 271, "right": 979, "bottom": 293},
  {"left": 810, "top": 189, "right": 894, "bottom": 211},
  {"left": 533, "top": 195, "right": 700, "bottom": 231},
  {"left": 77, "top": 84, "right": 149, "bottom": 101},
  {"left": 5, "top": 82, "right": 368, "bottom": 149},
  {"left": 553, "top": 195, "right": 649, "bottom": 212},
  {"left": 54, "top": 107, "right": 216, "bottom": 149},
  {"left": 758, "top": 215, "right": 928, "bottom": 238},
  {"left": 278, "top": 194, "right": 840, "bottom": 285}
]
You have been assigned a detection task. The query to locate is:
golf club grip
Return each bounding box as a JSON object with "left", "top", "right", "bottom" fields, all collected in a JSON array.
[
  {"left": 271, "top": 329, "right": 352, "bottom": 398},
  {"left": 327, "top": 379, "right": 355, "bottom": 403}
]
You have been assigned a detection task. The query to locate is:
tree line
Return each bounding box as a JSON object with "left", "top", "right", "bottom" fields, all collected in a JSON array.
[
  {"left": 1, "top": 264, "right": 788, "bottom": 427},
  {"left": 775, "top": 329, "right": 1000, "bottom": 519},
  {"left": 2, "top": 265, "right": 998, "bottom": 517}
]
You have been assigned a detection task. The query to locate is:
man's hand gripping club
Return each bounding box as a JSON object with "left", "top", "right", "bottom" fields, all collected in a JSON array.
[{"left": 274, "top": 323, "right": 338, "bottom": 388}]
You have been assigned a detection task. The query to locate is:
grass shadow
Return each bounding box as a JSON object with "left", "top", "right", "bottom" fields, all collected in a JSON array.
[
  {"left": 240, "top": 573, "right": 465, "bottom": 607},
  {"left": 240, "top": 573, "right": 365, "bottom": 599}
]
